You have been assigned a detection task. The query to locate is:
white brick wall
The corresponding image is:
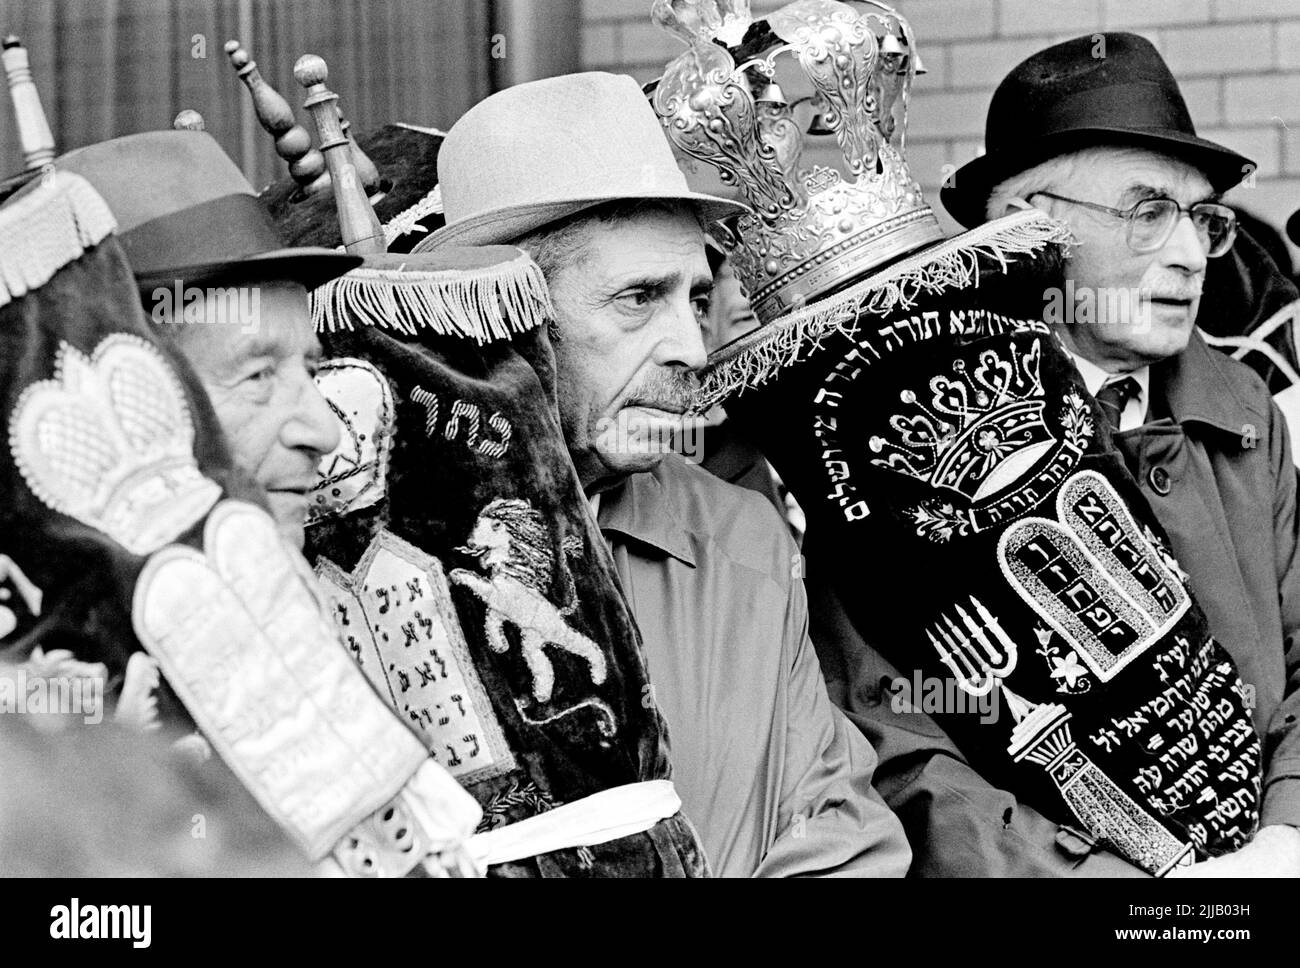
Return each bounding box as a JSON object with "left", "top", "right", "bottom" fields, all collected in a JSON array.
[
  {"left": 1278, "top": 20, "right": 1300, "bottom": 68},
  {"left": 1103, "top": 0, "right": 1212, "bottom": 30},
  {"left": 1285, "top": 128, "right": 1300, "bottom": 174},
  {"left": 1201, "top": 125, "right": 1283, "bottom": 176},
  {"left": 580, "top": 0, "right": 1300, "bottom": 269},
  {"left": 944, "top": 35, "right": 1062, "bottom": 85},
  {"left": 1160, "top": 23, "right": 1275, "bottom": 76},
  {"left": 1224, "top": 75, "right": 1300, "bottom": 124},
  {"left": 997, "top": 0, "right": 1102, "bottom": 37},
  {"left": 1178, "top": 77, "right": 1224, "bottom": 125},
  {"left": 887, "top": 0, "right": 995, "bottom": 41},
  {"left": 1212, "top": 0, "right": 1300, "bottom": 20}
]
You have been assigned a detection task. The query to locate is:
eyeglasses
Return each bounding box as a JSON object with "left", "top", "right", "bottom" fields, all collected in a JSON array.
[{"left": 1028, "top": 191, "right": 1238, "bottom": 258}]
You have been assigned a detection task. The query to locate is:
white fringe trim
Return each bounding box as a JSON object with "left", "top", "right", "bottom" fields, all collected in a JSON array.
[
  {"left": 0, "top": 171, "right": 117, "bottom": 310},
  {"left": 383, "top": 185, "right": 443, "bottom": 246},
  {"left": 310, "top": 249, "right": 554, "bottom": 344},
  {"left": 698, "top": 208, "right": 1075, "bottom": 408},
  {"left": 1200, "top": 298, "right": 1300, "bottom": 389}
]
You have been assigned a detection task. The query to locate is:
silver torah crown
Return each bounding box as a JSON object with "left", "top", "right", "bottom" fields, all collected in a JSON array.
[{"left": 650, "top": 0, "right": 944, "bottom": 324}]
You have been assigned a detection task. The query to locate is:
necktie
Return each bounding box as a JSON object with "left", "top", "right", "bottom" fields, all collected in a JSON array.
[{"left": 1095, "top": 376, "right": 1141, "bottom": 433}]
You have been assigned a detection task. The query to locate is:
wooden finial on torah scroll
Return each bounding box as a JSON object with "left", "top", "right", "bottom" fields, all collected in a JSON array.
[
  {"left": 335, "top": 108, "right": 380, "bottom": 192},
  {"left": 172, "top": 109, "right": 206, "bottom": 131},
  {"left": 225, "top": 38, "right": 328, "bottom": 194},
  {"left": 294, "top": 54, "right": 385, "bottom": 254},
  {"left": 2, "top": 35, "right": 56, "bottom": 171}
]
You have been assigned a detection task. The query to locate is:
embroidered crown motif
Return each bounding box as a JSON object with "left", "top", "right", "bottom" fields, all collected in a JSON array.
[
  {"left": 869, "top": 340, "right": 1055, "bottom": 503},
  {"left": 9, "top": 334, "right": 221, "bottom": 555},
  {"left": 650, "top": 0, "right": 944, "bottom": 323}
]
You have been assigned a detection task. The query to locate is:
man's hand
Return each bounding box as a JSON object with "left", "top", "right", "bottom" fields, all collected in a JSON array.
[{"left": 1167, "top": 825, "right": 1300, "bottom": 877}]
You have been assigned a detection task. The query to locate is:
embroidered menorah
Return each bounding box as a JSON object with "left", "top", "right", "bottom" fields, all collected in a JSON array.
[{"left": 924, "top": 595, "right": 1017, "bottom": 697}]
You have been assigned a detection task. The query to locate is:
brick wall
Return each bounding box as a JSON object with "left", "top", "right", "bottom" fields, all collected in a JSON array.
[{"left": 580, "top": 0, "right": 1300, "bottom": 270}]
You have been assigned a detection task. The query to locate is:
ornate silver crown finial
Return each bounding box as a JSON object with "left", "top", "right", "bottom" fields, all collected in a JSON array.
[
  {"left": 652, "top": 0, "right": 754, "bottom": 46},
  {"left": 650, "top": 0, "right": 942, "bottom": 323}
]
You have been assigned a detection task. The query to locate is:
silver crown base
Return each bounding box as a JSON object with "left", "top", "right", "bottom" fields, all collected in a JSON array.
[{"left": 744, "top": 207, "right": 946, "bottom": 324}]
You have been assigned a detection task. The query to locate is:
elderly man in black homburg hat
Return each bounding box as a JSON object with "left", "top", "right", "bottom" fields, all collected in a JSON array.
[{"left": 937, "top": 32, "right": 1300, "bottom": 877}]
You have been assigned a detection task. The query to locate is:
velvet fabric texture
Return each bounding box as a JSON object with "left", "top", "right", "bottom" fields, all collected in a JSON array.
[
  {"left": 724, "top": 254, "right": 1264, "bottom": 874},
  {"left": 267, "top": 130, "right": 708, "bottom": 875},
  {"left": 261, "top": 124, "right": 445, "bottom": 253},
  {"left": 305, "top": 322, "right": 709, "bottom": 877},
  {"left": 1, "top": 176, "right": 488, "bottom": 875},
  {"left": 0, "top": 188, "right": 258, "bottom": 728}
]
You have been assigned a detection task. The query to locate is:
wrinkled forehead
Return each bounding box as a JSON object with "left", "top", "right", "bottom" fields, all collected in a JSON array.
[
  {"left": 1059, "top": 146, "right": 1216, "bottom": 204},
  {"left": 584, "top": 213, "right": 710, "bottom": 295},
  {"left": 156, "top": 278, "right": 318, "bottom": 368}
]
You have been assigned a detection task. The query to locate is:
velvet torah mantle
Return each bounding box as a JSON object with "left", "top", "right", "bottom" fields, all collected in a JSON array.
[{"left": 715, "top": 244, "right": 1264, "bottom": 875}]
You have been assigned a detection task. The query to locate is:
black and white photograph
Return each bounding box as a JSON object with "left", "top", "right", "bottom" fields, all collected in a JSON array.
[{"left": 0, "top": 0, "right": 1294, "bottom": 949}]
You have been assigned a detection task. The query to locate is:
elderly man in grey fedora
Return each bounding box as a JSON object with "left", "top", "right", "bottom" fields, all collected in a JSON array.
[
  {"left": 879, "top": 31, "right": 1300, "bottom": 877},
  {"left": 417, "top": 71, "right": 909, "bottom": 878}
]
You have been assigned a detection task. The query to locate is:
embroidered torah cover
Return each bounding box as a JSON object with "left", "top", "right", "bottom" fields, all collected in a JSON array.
[
  {"left": 718, "top": 255, "right": 1264, "bottom": 874},
  {"left": 0, "top": 173, "right": 480, "bottom": 874},
  {"left": 302, "top": 255, "right": 708, "bottom": 878},
  {"left": 0, "top": 173, "right": 250, "bottom": 697}
]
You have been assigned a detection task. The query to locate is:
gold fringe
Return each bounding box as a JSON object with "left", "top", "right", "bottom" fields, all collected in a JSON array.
[
  {"left": 697, "top": 208, "right": 1076, "bottom": 408},
  {"left": 0, "top": 172, "right": 117, "bottom": 310},
  {"left": 309, "top": 249, "right": 554, "bottom": 343}
]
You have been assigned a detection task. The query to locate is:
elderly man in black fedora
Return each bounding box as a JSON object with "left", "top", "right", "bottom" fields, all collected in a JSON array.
[
  {"left": 54, "top": 130, "right": 359, "bottom": 550},
  {"left": 912, "top": 31, "right": 1300, "bottom": 876}
]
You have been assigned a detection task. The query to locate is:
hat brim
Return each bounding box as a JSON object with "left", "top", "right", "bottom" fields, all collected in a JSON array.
[
  {"left": 940, "top": 127, "right": 1254, "bottom": 229},
  {"left": 412, "top": 192, "right": 750, "bottom": 254},
  {"left": 133, "top": 247, "right": 362, "bottom": 293}
]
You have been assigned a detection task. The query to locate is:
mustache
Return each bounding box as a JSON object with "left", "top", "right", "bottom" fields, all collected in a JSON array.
[
  {"left": 624, "top": 370, "right": 700, "bottom": 413},
  {"left": 1143, "top": 286, "right": 1202, "bottom": 301}
]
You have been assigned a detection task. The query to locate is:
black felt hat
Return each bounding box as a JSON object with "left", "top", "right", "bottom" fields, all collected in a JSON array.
[{"left": 941, "top": 32, "right": 1254, "bottom": 228}]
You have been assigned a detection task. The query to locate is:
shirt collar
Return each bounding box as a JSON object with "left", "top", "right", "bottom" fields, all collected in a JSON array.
[
  {"left": 1065, "top": 348, "right": 1150, "bottom": 403},
  {"left": 595, "top": 460, "right": 697, "bottom": 567},
  {"left": 1068, "top": 331, "right": 1265, "bottom": 437}
]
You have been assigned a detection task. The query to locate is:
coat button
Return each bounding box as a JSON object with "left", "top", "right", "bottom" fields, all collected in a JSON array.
[{"left": 1148, "top": 466, "right": 1171, "bottom": 495}]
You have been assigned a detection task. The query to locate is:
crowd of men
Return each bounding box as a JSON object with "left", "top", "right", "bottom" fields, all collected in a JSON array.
[{"left": 1, "top": 4, "right": 1298, "bottom": 878}]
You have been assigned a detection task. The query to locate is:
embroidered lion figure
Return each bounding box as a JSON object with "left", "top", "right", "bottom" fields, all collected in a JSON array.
[{"left": 450, "top": 498, "right": 606, "bottom": 703}]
